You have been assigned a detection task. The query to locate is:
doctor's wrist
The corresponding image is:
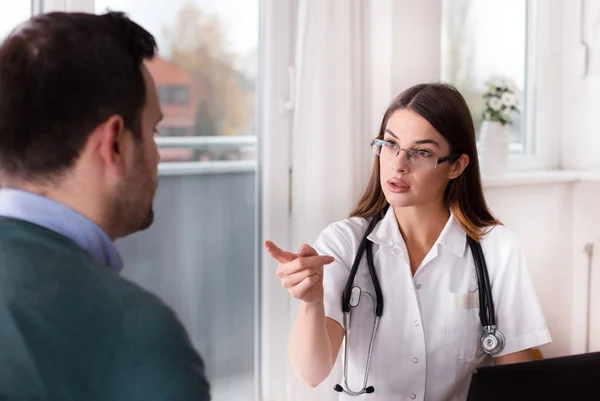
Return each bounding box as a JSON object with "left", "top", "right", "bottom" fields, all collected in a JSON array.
[{"left": 300, "top": 299, "right": 325, "bottom": 311}]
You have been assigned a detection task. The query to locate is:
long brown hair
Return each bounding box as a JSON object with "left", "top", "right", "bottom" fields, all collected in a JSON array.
[{"left": 350, "top": 82, "right": 500, "bottom": 240}]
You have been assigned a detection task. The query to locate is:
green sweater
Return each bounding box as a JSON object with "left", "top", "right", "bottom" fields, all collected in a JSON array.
[{"left": 0, "top": 217, "right": 211, "bottom": 401}]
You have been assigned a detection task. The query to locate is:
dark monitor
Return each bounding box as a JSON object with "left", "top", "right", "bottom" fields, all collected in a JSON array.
[{"left": 467, "top": 351, "right": 600, "bottom": 401}]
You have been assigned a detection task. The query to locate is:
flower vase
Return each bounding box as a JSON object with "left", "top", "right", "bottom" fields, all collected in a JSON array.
[{"left": 478, "top": 120, "right": 510, "bottom": 178}]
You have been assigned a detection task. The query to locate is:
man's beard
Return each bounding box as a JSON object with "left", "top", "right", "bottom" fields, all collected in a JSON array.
[{"left": 112, "top": 152, "right": 157, "bottom": 238}]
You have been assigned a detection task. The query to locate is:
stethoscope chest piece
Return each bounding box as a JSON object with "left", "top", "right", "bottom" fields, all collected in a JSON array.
[
  {"left": 349, "top": 286, "right": 361, "bottom": 307},
  {"left": 480, "top": 326, "right": 505, "bottom": 355}
]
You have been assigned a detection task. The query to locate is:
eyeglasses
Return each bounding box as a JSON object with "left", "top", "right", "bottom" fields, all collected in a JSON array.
[{"left": 370, "top": 139, "right": 460, "bottom": 170}]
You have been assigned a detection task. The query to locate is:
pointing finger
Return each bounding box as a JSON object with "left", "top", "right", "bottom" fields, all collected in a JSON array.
[
  {"left": 277, "top": 254, "right": 335, "bottom": 276},
  {"left": 297, "top": 243, "right": 318, "bottom": 257},
  {"left": 264, "top": 240, "right": 297, "bottom": 264}
]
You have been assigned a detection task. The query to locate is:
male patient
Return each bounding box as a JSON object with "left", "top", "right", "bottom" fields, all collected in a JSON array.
[{"left": 0, "top": 11, "right": 210, "bottom": 401}]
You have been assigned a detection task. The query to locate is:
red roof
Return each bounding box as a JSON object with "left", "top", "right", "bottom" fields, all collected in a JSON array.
[{"left": 145, "top": 57, "right": 192, "bottom": 86}]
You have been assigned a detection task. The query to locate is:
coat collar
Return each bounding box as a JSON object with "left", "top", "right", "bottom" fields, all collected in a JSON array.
[{"left": 367, "top": 206, "right": 467, "bottom": 257}]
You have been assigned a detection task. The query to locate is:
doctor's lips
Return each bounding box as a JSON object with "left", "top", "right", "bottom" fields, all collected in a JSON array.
[{"left": 387, "top": 178, "right": 410, "bottom": 193}]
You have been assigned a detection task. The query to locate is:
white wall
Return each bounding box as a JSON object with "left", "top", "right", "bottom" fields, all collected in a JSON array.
[
  {"left": 481, "top": 176, "right": 600, "bottom": 359},
  {"left": 571, "top": 179, "right": 600, "bottom": 353},
  {"left": 560, "top": 0, "right": 600, "bottom": 170},
  {"left": 484, "top": 180, "right": 575, "bottom": 358}
]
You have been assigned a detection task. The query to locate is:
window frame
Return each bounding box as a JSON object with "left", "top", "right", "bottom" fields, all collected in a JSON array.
[
  {"left": 505, "top": 0, "right": 560, "bottom": 172},
  {"left": 257, "top": 0, "right": 296, "bottom": 398},
  {"left": 510, "top": 0, "right": 538, "bottom": 156},
  {"left": 32, "top": 0, "right": 43, "bottom": 14}
]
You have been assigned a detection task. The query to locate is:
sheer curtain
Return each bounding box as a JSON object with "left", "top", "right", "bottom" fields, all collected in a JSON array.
[
  {"left": 290, "top": 0, "right": 370, "bottom": 249},
  {"left": 287, "top": 0, "right": 371, "bottom": 400}
]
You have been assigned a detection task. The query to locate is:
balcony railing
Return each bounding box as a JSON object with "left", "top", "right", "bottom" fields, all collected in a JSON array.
[
  {"left": 154, "top": 135, "right": 257, "bottom": 149},
  {"left": 155, "top": 136, "right": 258, "bottom": 176}
]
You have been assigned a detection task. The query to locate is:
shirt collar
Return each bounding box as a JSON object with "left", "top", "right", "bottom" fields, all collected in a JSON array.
[
  {"left": 0, "top": 188, "right": 124, "bottom": 272},
  {"left": 367, "top": 206, "right": 467, "bottom": 257},
  {"left": 437, "top": 210, "right": 468, "bottom": 257}
]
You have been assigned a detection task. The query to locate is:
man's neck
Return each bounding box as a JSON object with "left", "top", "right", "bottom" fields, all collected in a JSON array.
[{"left": 2, "top": 180, "right": 117, "bottom": 241}]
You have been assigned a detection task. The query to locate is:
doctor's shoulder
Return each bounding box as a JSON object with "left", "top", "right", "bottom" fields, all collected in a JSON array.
[
  {"left": 477, "top": 222, "right": 527, "bottom": 274},
  {"left": 478, "top": 223, "right": 520, "bottom": 250},
  {"left": 312, "top": 216, "right": 369, "bottom": 266}
]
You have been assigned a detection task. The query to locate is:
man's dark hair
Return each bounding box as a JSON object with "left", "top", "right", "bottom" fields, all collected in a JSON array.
[{"left": 0, "top": 11, "right": 157, "bottom": 181}]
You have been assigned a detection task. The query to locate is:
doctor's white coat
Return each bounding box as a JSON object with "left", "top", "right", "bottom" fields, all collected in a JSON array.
[{"left": 314, "top": 207, "right": 552, "bottom": 401}]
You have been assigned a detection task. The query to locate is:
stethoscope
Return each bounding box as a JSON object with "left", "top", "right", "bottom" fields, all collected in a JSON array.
[{"left": 333, "top": 207, "right": 505, "bottom": 396}]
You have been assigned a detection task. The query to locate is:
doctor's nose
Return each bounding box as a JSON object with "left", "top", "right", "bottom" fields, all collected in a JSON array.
[{"left": 392, "top": 148, "right": 410, "bottom": 172}]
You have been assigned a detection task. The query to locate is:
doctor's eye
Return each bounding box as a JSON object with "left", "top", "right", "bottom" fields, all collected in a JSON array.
[
  {"left": 384, "top": 140, "right": 398, "bottom": 149},
  {"left": 413, "top": 149, "right": 434, "bottom": 158}
]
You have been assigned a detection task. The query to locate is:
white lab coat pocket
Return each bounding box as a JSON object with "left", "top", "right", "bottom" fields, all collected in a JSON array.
[{"left": 446, "top": 292, "right": 484, "bottom": 360}]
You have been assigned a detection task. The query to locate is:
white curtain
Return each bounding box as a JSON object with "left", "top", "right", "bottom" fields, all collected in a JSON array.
[
  {"left": 291, "top": 0, "right": 371, "bottom": 248},
  {"left": 287, "top": 1, "right": 371, "bottom": 400}
]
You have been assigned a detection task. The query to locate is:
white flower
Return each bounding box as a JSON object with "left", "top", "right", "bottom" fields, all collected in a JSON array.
[
  {"left": 488, "top": 96, "right": 502, "bottom": 111},
  {"left": 501, "top": 92, "right": 517, "bottom": 107},
  {"left": 505, "top": 79, "right": 518, "bottom": 93},
  {"left": 500, "top": 109, "right": 511, "bottom": 121},
  {"left": 491, "top": 76, "right": 506, "bottom": 89}
]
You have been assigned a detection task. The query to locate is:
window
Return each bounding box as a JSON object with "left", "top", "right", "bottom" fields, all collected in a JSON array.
[
  {"left": 95, "top": 0, "right": 258, "bottom": 164},
  {"left": 161, "top": 126, "right": 190, "bottom": 136},
  {"left": 94, "top": 1, "right": 261, "bottom": 400},
  {"left": 441, "top": 0, "right": 532, "bottom": 153},
  {"left": 0, "top": 2, "right": 34, "bottom": 40},
  {"left": 157, "top": 85, "right": 190, "bottom": 106}
]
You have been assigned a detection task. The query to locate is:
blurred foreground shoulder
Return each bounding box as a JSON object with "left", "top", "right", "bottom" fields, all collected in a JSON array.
[{"left": 112, "top": 292, "right": 211, "bottom": 401}]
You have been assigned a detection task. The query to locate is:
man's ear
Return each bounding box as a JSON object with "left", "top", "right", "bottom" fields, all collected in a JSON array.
[
  {"left": 95, "top": 115, "right": 129, "bottom": 177},
  {"left": 448, "top": 154, "right": 469, "bottom": 180}
]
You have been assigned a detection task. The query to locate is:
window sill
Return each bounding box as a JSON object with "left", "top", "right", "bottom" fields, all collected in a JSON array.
[{"left": 482, "top": 170, "right": 600, "bottom": 188}]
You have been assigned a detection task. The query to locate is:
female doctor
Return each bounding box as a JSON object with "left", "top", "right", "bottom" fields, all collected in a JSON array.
[{"left": 265, "top": 82, "right": 552, "bottom": 400}]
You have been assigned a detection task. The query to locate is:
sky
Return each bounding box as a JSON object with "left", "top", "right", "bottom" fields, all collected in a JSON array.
[
  {"left": 0, "top": 1, "right": 259, "bottom": 56},
  {"left": 470, "top": 0, "right": 526, "bottom": 88},
  {"left": 95, "top": 0, "right": 259, "bottom": 57},
  {"left": 442, "top": 0, "right": 526, "bottom": 89},
  {"left": 0, "top": 1, "right": 31, "bottom": 39}
]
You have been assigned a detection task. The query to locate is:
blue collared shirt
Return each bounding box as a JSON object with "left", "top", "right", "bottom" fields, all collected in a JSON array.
[{"left": 0, "top": 188, "right": 123, "bottom": 272}]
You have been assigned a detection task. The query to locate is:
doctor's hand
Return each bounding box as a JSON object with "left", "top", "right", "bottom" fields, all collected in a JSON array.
[{"left": 264, "top": 241, "right": 335, "bottom": 305}]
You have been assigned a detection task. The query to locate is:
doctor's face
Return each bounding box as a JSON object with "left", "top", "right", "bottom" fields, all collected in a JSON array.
[{"left": 378, "top": 108, "right": 458, "bottom": 209}]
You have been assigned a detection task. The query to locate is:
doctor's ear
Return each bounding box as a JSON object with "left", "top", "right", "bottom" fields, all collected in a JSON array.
[{"left": 447, "top": 154, "right": 469, "bottom": 180}]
